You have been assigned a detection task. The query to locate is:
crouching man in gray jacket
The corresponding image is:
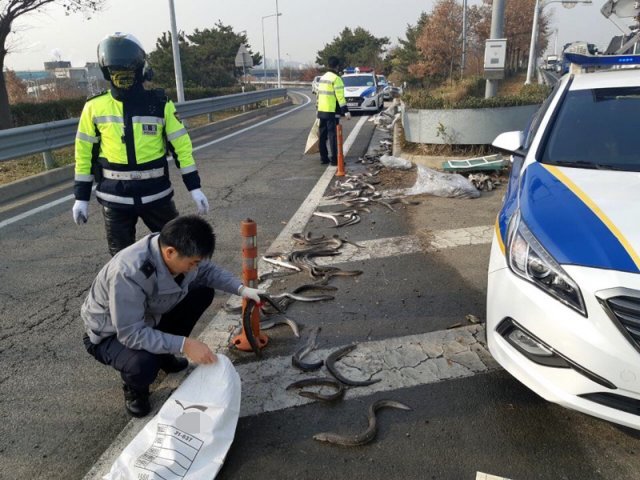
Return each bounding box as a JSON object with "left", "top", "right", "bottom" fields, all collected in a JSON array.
[{"left": 81, "top": 215, "right": 263, "bottom": 417}]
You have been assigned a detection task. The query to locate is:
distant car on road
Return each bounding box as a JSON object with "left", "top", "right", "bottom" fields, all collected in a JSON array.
[
  {"left": 311, "top": 76, "right": 321, "bottom": 95},
  {"left": 377, "top": 74, "right": 392, "bottom": 100},
  {"left": 488, "top": 52, "right": 640, "bottom": 432}
]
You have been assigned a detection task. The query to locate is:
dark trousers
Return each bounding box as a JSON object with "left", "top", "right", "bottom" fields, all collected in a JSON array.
[
  {"left": 83, "top": 287, "right": 215, "bottom": 389},
  {"left": 318, "top": 117, "right": 339, "bottom": 164},
  {"left": 102, "top": 199, "right": 179, "bottom": 256}
]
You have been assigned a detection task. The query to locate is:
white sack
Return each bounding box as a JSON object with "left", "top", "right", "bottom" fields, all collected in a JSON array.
[
  {"left": 105, "top": 354, "right": 241, "bottom": 480},
  {"left": 407, "top": 165, "right": 480, "bottom": 199},
  {"left": 379, "top": 154, "right": 413, "bottom": 170}
]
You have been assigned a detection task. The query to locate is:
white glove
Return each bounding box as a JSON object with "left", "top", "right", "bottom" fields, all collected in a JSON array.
[
  {"left": 190, "top": 188, "right": 209, "bottom": 215},
  {"left": 345, "top": 112, "right": 352, "bottom": 120},
  {"left": 72, "top": 200, "right": 89, "bottom": 225},
  {"left": 238, "top": 285, "right": 266, "bottom": 303}
]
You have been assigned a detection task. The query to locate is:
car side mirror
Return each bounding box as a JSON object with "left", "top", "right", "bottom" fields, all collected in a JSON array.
[{"left": 492, "top": 131, "right": 526, "bottom": 158}]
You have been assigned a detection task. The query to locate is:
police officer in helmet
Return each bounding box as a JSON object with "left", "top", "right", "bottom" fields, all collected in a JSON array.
[{"left": 72, "top": 32, "right": 210, "bottom": 256}]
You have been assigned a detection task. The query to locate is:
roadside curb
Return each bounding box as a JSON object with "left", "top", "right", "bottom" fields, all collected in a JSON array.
[
  {"left": 0, "top": 164, "right": 75, "bottom": 204},
  {"left": 0, "top": 100, "right": 293, "bottom": 207}
]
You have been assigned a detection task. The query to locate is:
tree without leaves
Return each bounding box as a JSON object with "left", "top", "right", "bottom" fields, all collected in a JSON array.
[
  {"left": 316, "top": 27, "right": 390, "bottom": 72},
  {"left": 0, "top": 0, "right": 104, "bottom": 130}
]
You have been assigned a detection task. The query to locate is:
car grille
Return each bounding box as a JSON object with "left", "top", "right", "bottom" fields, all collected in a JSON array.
[
  {"left": 345, "top": 97, "right": 363, "bottom": 106},
  {"left": 604, "top": 295, "right": 640, "bottom": 349}
]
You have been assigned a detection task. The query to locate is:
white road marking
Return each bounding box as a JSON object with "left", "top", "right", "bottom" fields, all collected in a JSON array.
[
  {"left": 192, "top": 94, "right": 312, "bottom": 152},
  {"left": 266, "top": 114, "right": 368, "bottom": 255},
  {"left": 0, "top": 94, "right": 313, "bottom": 231},
  {"left": 272, "top": 227, "right": 492, "bottom": 268},
  {"left": 226, "top": 324, "right": 497, "bottom": 418},
  {"left": 476, "top": 473, "right": 514, "bottom": 480},
  {"left": 0, "top": 193, "right": 75, "bottom": 229},
  {"left": 427, "top": 225, "right": 494, "bottom": 250}
]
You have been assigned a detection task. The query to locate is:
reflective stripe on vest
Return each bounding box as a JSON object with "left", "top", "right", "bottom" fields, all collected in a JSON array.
[
  {"left": 102, "top": 167, "right": 165, "bottom": 181},
  {"left": 95, "top": 186, "right": 173, "bottom": 205}
]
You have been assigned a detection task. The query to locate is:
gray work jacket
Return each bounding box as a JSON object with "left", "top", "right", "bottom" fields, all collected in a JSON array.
[{"left": 81, "top": 233, "right": 243, "bottom": 354}]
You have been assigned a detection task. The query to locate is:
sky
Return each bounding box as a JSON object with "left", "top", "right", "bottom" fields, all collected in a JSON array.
[{"left": 3, "top": 0, "right": 626, "bottom": 72}]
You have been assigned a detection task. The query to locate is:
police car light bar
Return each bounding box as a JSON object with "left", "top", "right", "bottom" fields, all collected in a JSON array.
[
  {"left": 564, "top": 52, "right": 640, "bottom": 66},
  {"left": 343, "top": 66, "right": 374, "bottom": 74}
]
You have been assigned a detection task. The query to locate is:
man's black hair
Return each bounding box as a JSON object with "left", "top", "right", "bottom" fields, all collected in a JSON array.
[
  {"left": 159, "top": 215, "right": 215, "bottom": 258},
  {"left": 327, "top": 56, "right": 340, "bottom": 70}
]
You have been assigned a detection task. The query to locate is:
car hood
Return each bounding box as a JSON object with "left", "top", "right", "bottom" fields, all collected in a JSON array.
[
  {"left": 344, "top": 86, "right": 376, "bottom": 97},
  {"left": 519, "top": 162, "right": 640, "bottom": 273}
]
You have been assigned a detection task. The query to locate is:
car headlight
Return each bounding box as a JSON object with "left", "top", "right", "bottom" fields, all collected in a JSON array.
[{"left": 507, "top": 211, "right": 586, "bottom": 316}]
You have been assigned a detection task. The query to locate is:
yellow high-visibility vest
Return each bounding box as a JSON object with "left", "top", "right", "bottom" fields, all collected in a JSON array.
[
  {"left": 74, "top": 89, "right": 200, "bottom": 206},
  {"left": 316, "top": 71, "right": 346, "bottom": 113}
]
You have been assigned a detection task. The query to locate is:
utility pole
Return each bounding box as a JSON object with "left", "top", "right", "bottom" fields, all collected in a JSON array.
[
  {"left": 275, "top": 0, "right": 282, "bottom": 88},
  {"left": 525, "top": 0, "right": 541, "bottom": 85},
  {"left": 168, "top": 0, "right": 185, "bottom": 103},
  {"left": 485, "top": 0, "right": 505, "bottom": 98}
]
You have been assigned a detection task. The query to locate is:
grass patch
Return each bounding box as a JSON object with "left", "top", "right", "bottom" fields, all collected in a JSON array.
[{"left": 403, "top": 74, "right": 551, "bottom": 110}]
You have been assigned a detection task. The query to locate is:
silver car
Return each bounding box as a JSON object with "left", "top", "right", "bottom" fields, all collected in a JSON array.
[{"left": 311, "top": 76, "right": 321, "bottom": 95}]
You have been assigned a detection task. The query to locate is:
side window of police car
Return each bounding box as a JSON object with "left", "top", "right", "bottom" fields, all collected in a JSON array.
[
  {"left": 507, "top": 84, "right": 558, "bottom": 181},
  {"left": 523, "top": 84, "right": 559, "bottom": 150}
]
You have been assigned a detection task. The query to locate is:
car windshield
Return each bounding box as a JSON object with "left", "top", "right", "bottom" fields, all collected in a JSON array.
[
  {"left": 343, "top": 75, "right": 374, "bottom": 87},
  {"left": 540, "top": 87, "right": 640, "bottom": 171}
]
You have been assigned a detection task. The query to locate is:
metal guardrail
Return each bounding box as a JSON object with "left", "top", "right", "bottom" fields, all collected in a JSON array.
[
  {"left": 539, "top": 68, "right": 560, "bottom": 87},
  {"left": 0, "top": 88, "right": 287, "bottom": 165}
]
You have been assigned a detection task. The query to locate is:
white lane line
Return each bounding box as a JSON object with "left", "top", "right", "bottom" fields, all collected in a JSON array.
[
  {"left": 0, "top": 193, "right": 74, "bottom": 229},
  {"left": 265, "top": 114, "right": 368, "bottom": 255},
  {"left": 300, "top": 228, "right": 492, "bottom": 267},
  {"left": 192, "top": 93, "right": 312, "bottom": 152},
  {"left": 427, "top": 225, "right": 494, "bottom": 250},
  {"left": 196, "top": 317, "right": 497, "bottom": 417},
  {"left": 0, "top": 94, "right": 313, "bottom": 231},
  {"left": 236, "top": 325, "right": 498, "bottom": 417},
  {"left": 476, "top": 473, "right": 514, "bottom": 480},
  {"left": 314, "top": 235, "right": 423, "bottom": 265}
]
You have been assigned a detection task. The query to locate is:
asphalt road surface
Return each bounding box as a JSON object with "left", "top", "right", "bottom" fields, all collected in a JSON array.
[{"left": 1, "top": 91, "right": 639, "bottom": 480}]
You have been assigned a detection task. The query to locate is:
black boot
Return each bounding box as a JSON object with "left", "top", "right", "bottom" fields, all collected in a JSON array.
[
  {"left": 122, "top": 384, "right": 151, "bottom": 417},
  {"left": 159, "top": 354, "right": 189, "bottom": 374}
]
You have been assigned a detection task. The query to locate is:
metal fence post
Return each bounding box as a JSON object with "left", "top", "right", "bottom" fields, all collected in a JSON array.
[{"left": 42, "top": 150, "right": 55, "bottom": 170}]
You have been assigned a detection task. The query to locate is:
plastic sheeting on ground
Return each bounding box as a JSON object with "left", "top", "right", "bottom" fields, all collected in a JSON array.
[
  {"left": 406, "top": 165, "right": 480, "bottom": 199},
  {"left": 104, "top": 354, "right": 241, "bottom": 480}
]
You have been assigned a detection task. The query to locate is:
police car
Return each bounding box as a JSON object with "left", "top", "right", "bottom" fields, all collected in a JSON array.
[
  {"left": 488, "top": 51, "right": 640, "bottom": 430},
  {"left": 342, "top": 67, "right": 384, "bottom": 113}
]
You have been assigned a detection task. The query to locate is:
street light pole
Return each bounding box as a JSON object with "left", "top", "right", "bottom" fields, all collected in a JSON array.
[
  {"left": 275, "top": 0, "right": 282, "bottom": 88},
  {"left": 261, "top": 13, "right": 282, "bottom": 87},
  {"left": 525, "top": 0, "right": 541, "bottom": 85},
  {"left": 168, "top": 0, "right": 185, "bottom": 103}
]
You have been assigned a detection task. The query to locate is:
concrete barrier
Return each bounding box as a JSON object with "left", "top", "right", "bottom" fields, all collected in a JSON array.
[{"left": 402, "top": 104, "right": 539, "bottom": 145}]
